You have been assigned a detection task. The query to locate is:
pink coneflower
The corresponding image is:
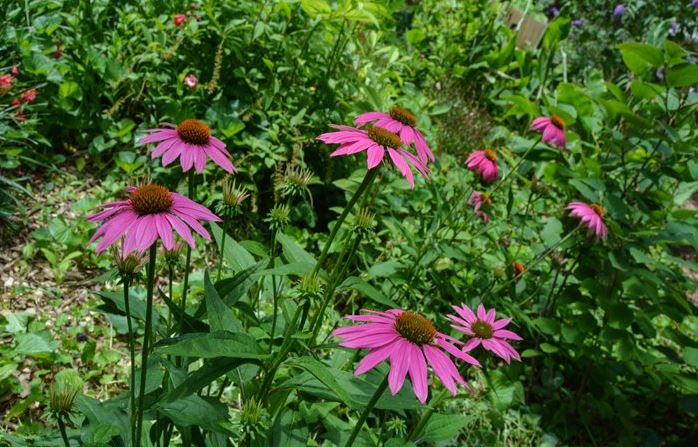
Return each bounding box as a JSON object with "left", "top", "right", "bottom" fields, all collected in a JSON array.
[
  {"left": 468, "top": 192, "right": 491, "bottom": 223},
  {"left": 354, "top": 106, "right": 434, "bottom": 163},
  {"left": 174, "top": 14, "right": 187, "bottom": 26},
  {"left": 138, "top": 119, "right": 236, "bottom": 174},
  {"left": 0, "top": 75, "right": 13, "bottom": 95},
  {"left": 317, "top": 125, "right": 429, "bottom": 188},
  {"left": 184, "top": 74, "right": 198, "bottom": 89},
  {"left": 87, "top": 184, "right": 221, "bottom": 255},
  {"left": 466, "top": 149, "right": 499, "bottom": 183},
  {"left": 566, "top": 201, "right": 608, "bottom": 240},
  {"left": 22, "top": 88, "right": 37, "bottom": 104},
  {"left": 449, "top": 304, "right": 522, "bottom": 364},
  {"left": 531, "top": 115, "right": 567, "bottom": 149},
  {"left": 332, "top": 309, "right": 480, "bottom": 403}
]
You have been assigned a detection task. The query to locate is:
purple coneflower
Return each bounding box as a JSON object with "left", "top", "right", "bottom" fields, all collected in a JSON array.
[
  {"left": 466, "top": 149, "right": 499, "bottom": 183},
  {"left": 333, "top": 309, "right": 480, "bottom": 403},
  {"left": 317, "top": 125, "right": 429, "bottom": 188},
  {"left": 355, "top": 106, "right": 434, "bottom": 163},
  {"left": 138, "top": 120, "right": 236, "bottom": 174},
  {"left": 468, "top": 192, "right": 491, "bottom": 224},
  {"left": 449, "top": 304, "right": 522, "bottom": 364},
  {"left": 88, "top": 184, "right": 221, "bottom": 255},
  {"left": 567, "top": 201, "right": 608, "bottom": 240},
  {"left": 531, "top": 115, "right": 567, "bottom": 150}
]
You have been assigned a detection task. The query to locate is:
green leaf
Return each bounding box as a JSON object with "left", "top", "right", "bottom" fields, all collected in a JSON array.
[
  {"left": 674, "top": 181, "right": 698, "bottom": 205},
  {"left": 211, "top": 223, "right": 256, "bottom": 272},
  {"left": 12, "top": 333, "right": 58, "bottom": 355},
  {"left": 155, "top": 331, "right": 268, "bottom": 360},
  {"left": 419, "top": 413, "right": 472, "bottom": 443},
  {"left": 272, "top": 409, "right": 308, "bottom": 447},
  {"left": 285, "top": 357, "right": 356, "bottom": 408},
  {"left": 666, "top": 63, "right": 698, "bottom": 88},
  {"left": 159, "top": 395, "right": 231, "bottom": 434},
  {"left": 406, "top": 29, "right": 426, "bottom": 45},
  {"left": 684, "top": 347, "right": 698, "bottom": 367},
  {"left": 160, "top": 358, "right": 255, "bottom": 403},
  {"left": 204, "top": 270, "right": 242, "bottom": 333},
  {"left": 617, "top": 42, "right": 662, "bottom": 75},
  {"left": 337, "top": 276, "right": 399, "bottom": 308},
  {"left": 276, "top": 232, "right": 316, "bottom": 266}
]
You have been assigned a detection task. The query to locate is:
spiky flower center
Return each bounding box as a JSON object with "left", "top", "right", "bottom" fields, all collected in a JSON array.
[
  {"left": 367, "top": 126, "right": 403, "bottom": 149},
  {"left": 590, "top": 203, "right": 605, "bottom": 217},
  {"left": 177, "top": 119, "right": 211, "bottom": 145},
  {"left": 550, "top": 115, "right": 566, "bottom": 130},
  {"left": 512, "top": 261, "right": 525, "bottom": 275},
  {"left": 471, "top": 320, "right": 494, "bottom": 339},
  {"left": 130, "top": 184, "right": 173, "bottom": 215},
  {"left": 389, "top": 106, "right": 417, "bottom": 127},
  {"left": 484, "top": 148, "right": 497, "bottom": 161},
  {"left": 394, "top": 311, "right": 436, "bottom": 345},
  {"left": 481, "top": 192, "right": 491, "bottom": 206}
]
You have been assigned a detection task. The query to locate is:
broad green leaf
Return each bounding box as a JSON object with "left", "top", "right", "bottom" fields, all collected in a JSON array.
[
  {"left": 12, "top": 333, "right": 58, "bottom": 355},
  {"left": 684, "top": 347, "right": 698, "bottom": 367},
  {"left": 666, "top": 63, "right": 698, "bottom": 88},
  {"left": 276, "top": 232, "right": 316, "bottom": 266},
  {"left": 211, "top": 223, "right": 256, "bottom": 272},
  {"left": 159, "top": 395, "right": 231, "bottom": 434},
  {"left": 618, "top": 42, "right": 662, "bottom": 75},
  {"left": 160, "top": 358, "right": 257, "bottom": 403},
  {"left": 285, "top": 357, "right": 355, "bottom": 407},
  {"left": 204, "top": 270, "right": 242, "bottom": 333},
  {"left": 272, "top": 409, "right": 308, "bottom": 447},
  {"left": 156, "top": 331, "right": 268, "bottom": 359},
  {"left": 418, "top": 413, "right": 472, "bottom": 443},
  {"left": 337, "top": 276, "right": 399, "bottom": 308}
]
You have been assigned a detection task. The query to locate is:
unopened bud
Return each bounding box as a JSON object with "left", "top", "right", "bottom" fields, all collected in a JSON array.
[{"left": 49, "top": 369, "right": 82, "bottom": 413}]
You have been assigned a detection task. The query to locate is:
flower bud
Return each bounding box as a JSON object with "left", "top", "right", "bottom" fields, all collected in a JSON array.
[
  {"left": 49, "top": 369, "right": 83, "bottom": 413},
  {"left": 265, "top": 203, "right": 290, "bottom": 231},
  {"left": 353, "top": 207, "right": 375, "bottom": 234}
]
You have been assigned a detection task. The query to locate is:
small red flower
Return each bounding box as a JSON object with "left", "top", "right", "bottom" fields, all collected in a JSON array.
[
  {"left": 0, "top": 75, "right": 13, "bottom": 95},
  {"left": 10, "top": 98, "right": 21, "bottom": 107},
  {"left": 16, "top": 108, "right": 26, "bottom": 123},
  {"left": 22, "top": 88, "right": 37, "bottom": 103},
  {"left": 10, "top": 65, "right": 20, "bottom": 77},
  {"left": 173, "top": 14, "right": 187, "bottom": 26}
]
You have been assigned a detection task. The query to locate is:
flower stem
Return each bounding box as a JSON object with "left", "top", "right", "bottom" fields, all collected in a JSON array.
[
  {"left": 179, "top": 171, "right": 196, "bottom": 337},
  {"left": 343, "top": 374, "right": 389, "bottom": 447},
  {"left": 216, "top": 216, "right": 228, "bottom": 282},
  {"left": 57, "top": 413, "right": 71, "bottom": 447},
  {"left": 135, "top": 243, "right": 157, "bottom": 447},
  {"left": 313, "top": 168, "right": 378, "bottom": 276},
  {"left": 122, "top": 278, "right": 136, "bottom": 444},
  {"left": 269, "top": 229, "right": 279, "bottom": 349}
]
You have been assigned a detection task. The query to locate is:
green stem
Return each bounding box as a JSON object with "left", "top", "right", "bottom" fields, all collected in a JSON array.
[
  {"left": 135, "top": 244, "right": 157, "bottom": 447},
  {"left": 313, "top": 168, "right": 378, "bottom": 276},
  {"left": 179, "top": 171, "right": 196, "bottom": 337},
  {"left": 216, "top": 216, "right": 228, "bottom": 282},
  {"left": 269, "top": 229, "right": 279, "bottom": 349},
  {"left": 343, "top": 375, "right": 389, "bottom": 447},
  {"left": 407, "top": 389, "right": 449, "bottom": 442},
  {"left": 57, "top": 413, "right": 71, "bottom": 447},
  {"left": 122, "top": 278, "right": 136, "bottom": 444},
  {"left": 167, "top": 264, "right": 174, "bottom": 332},
  {"left": 310, "top": 234, "right": 361, "bottom": 342}
]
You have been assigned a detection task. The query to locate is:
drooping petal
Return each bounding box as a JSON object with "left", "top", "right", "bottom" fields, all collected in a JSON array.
[
  {"left": 407, "top": 344, "right": 429, "bottom": 403},
  {"left": 388, "top": 339, "right": 411, "bottom": 395},
  {"left": 354, "top": 342, "right": 395, "bottom": 376}
]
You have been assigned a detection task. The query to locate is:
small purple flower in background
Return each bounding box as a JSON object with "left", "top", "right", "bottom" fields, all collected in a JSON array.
[
  {"left": 550, "top": 6, "right": 560, "bottom": 18},
  {"left": 184, "top": 74, "right": 198, "bottom": 89},
  {"left": 692, "top": 0, "right": 698, "bottom": 9},
  {"left": 571, "top": 18, "right": 583, "bottom": 27},
  {"left": 670, "top": 22, "right": 679, "bottom": 36},
  {"left": 656, "top": 67, "right": 666, "bottom": 81},
  {"left": 613, "top": 4, "right": 625, "bottom": 19}
]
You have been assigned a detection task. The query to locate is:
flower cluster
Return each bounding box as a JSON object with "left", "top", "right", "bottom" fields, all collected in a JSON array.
[{"left": 333, "top": 304, "right": 521, "bottom": 403}]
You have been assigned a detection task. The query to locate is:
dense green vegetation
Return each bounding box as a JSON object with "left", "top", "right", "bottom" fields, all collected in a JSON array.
[{"left": 1, "top": 1, "right": 697, "bottom": 446}]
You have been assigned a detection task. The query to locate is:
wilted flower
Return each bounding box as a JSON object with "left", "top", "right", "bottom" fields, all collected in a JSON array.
[
  {"left": 138, "top": 119, "right": 237, "bottom": 174},
  {"left": 0, "top": 75, "right": 13, "bottom": 95},
  {"left": 466, "top": 149, "right": 499, "bottom": 183},
  {"left": 613, "top": 4, "right": 625, "bottom": 19},
  {"left": 111, "top": 242, "right": 146, "bottom": 281},
  {"left": 512, "top": 261, "right": 525, "bottom": 277},
  {"left": 449, "top": 304, "right": 522, "bottom": 364},
  {"left": 174, "top": 14, "right": 187, "bottom": 26},
  {"left": 10, "top": 65, "right": 19, "bottom": 77},
  {"left": 567, "top": 201, "right": 608, "bottom": 240},
  {"left": 54, "top": 40, "right": 63, "bottom": 59},
  {"left": 468, "top": 192, "right": 491, "bottom": 223},
  {"left": 49, "top": 370, "right": 83, "bottom": 413},
  {"left": 21, "top": 88, "right": 37, "bottom": 104},
  {"left": 333, "top": 308, "right": 480, "bottom": 403},
  {"left": 184, "top": 73, "right": 198, "bottom": 89},
  {"left": 355, "top": 106, "right": 435, "bottom": 163},
  {"left": 88, "top": 184, "right": 221, "bottom": 255},
  {"left": 531, "top": 115, "right": 567, "bottom": 149},
  {"left": 317, "top": 124, "right": 429, "bottom": 188}
]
